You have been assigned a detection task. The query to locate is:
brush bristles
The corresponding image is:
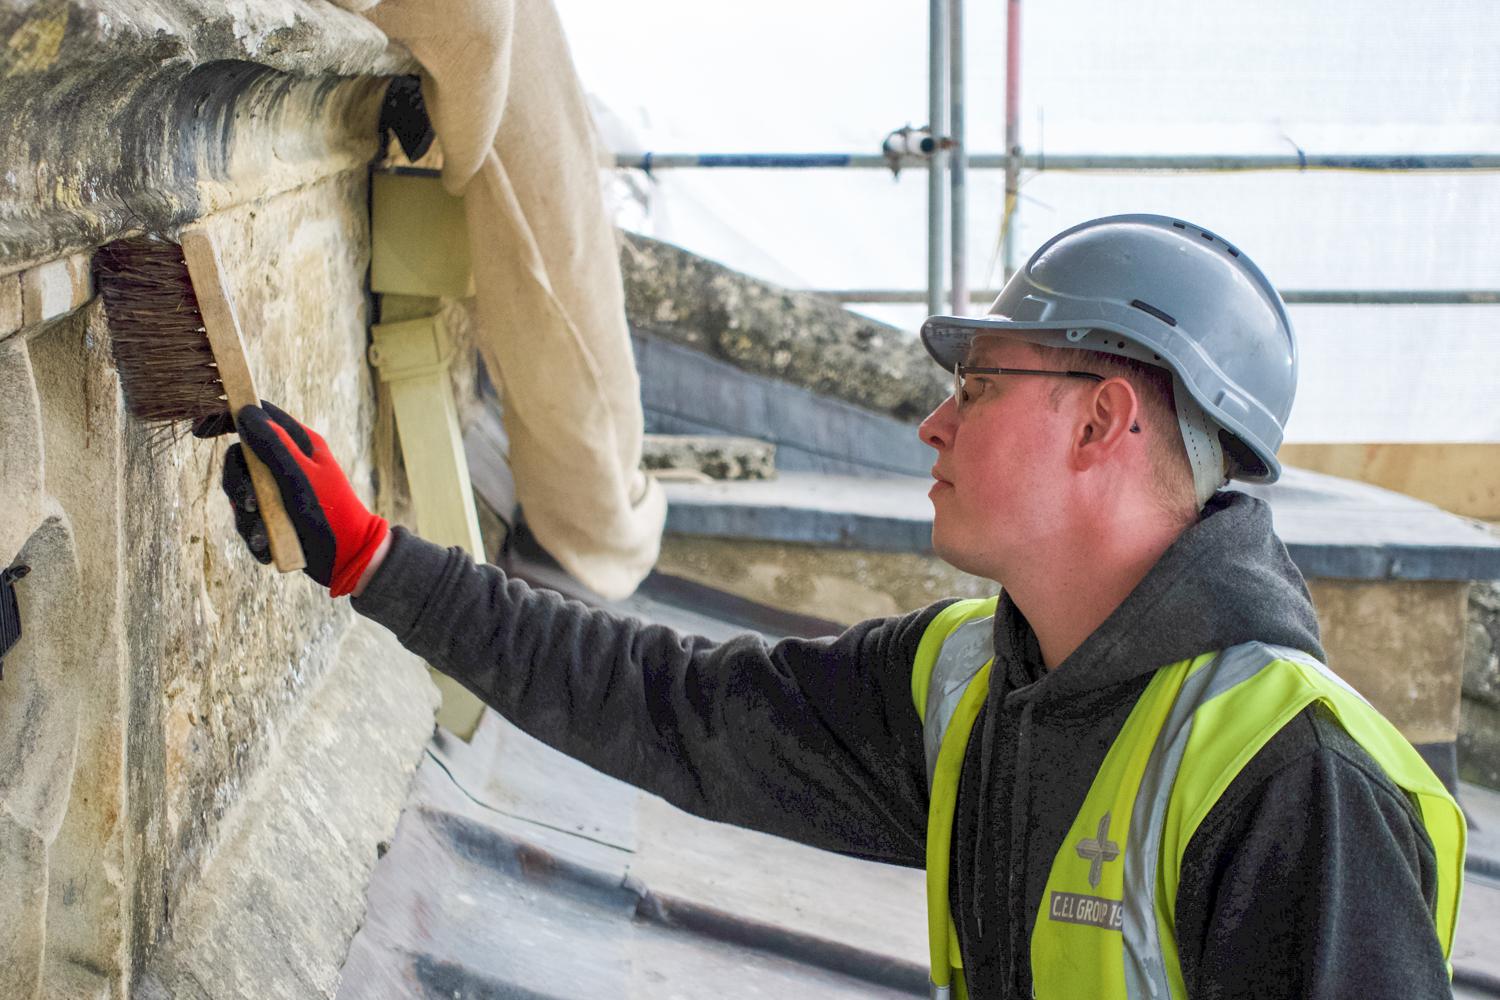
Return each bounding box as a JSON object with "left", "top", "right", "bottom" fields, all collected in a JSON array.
[{"left": 94, "top": 236, "right": 228, "bottom": 424}]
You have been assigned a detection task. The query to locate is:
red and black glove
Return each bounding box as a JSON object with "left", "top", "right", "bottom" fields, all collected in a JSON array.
[{"left": 220, "top": 401, "right": 388, "bottom": 597}]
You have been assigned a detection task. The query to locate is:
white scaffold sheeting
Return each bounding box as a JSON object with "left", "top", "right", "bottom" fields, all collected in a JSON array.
[{"left": 557, "top": 0, "right": 1500, "bottom": 444}]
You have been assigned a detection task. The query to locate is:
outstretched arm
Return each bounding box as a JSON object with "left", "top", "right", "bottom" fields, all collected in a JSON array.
[
  {"left": 222, "top": 401, "right": 942, "bottom": 864},
  {"left": 353, "top": 526, "right": 940, "bottom": 863}
]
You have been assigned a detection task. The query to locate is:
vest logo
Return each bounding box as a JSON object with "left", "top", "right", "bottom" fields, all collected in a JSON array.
[
  {"left": 1049, "top": 890, "right": 1124, "bottom": 931},
  {"left": 1074, "top": 812, "right": 1120, "bottom": 889},
  {"left": 1047, "top": 813, "right": 1125, "bottom": 932}
]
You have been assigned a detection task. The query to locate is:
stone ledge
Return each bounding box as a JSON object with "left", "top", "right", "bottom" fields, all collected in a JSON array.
[
  {"left": 656, "top": 535, "right": 992, "bottom": 625},
  {"left": 633, "top": 329, "right": 934, "bottom": 478},
  {"left": 136, "top": 618, "right": 437, "bottom": 1000},
  {"left": 643, "top": 434, "right": 775, "bottom": 481},
  {"left": 0, "top": 0, "right": 408, "bottom": 82},
  {"left": 0, "top": 1, "right": 410, "bottom": 268},
  {"left": 619, "top": 232, "right": 948, "bottom": 425},
  {"left": 662, "top": 468, "right": 1500, "bottom": 583}
]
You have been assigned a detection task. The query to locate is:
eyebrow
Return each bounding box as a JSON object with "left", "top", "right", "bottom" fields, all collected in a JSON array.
[{"left": 962, "top": 337, "right": 1010, "bottom": 367}]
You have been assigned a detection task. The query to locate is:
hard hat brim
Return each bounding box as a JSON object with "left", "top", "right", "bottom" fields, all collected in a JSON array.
[{"left": 921, "top": 315, "right": 1147, "bottom": 371}]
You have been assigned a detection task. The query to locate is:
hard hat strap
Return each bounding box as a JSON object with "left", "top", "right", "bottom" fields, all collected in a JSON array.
[{"left": 1173, "top": 373, "right": 1228, "bottom": 507}]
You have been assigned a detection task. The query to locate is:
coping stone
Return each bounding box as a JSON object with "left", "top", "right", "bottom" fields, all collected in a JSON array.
[{"left": 663, "top": 467, "right": 1500, "bottom": 582}]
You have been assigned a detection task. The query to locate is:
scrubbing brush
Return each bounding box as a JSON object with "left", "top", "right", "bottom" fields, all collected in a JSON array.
[{"left": 94, "top": 229, "right": 307, "bottom": 573}]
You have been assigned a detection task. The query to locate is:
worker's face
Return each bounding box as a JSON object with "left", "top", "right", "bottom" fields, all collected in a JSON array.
[{"left": 918, "top": 334, "right": 1079, "bottom": 582}]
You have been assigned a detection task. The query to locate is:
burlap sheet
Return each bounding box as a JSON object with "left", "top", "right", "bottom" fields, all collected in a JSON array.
[{"left": 354, "top": 0, "right": 666, "bottom": 598}]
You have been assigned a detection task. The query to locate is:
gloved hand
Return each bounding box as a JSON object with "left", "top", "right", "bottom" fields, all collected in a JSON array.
[{"left": 219, "top": 401, "right": 389, "bottom": 597}]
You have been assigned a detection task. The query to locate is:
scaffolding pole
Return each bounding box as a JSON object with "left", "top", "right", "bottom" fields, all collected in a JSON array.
[
  {"left": 1002, "top": 0, "right": 1022, "bottom": 279},
  {"left": 927, "top": 0, "right": 949, "bottom": 317},
  {"left": 949, "top": 0, "right": 967, "bottom": 315},
  {"left": 805, "top": 288, "right": 1500, "bottom": 306},
  {"left": 615, "top": 152, "right": 1500, "bottom": 171}
]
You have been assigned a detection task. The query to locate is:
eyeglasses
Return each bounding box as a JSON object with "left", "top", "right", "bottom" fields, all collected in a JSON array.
[{"left": 953, "top": 363, "right": 1103, "bottom": 414}]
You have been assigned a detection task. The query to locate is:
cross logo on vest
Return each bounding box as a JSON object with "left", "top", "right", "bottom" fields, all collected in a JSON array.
[
  {"left": 1048, "top": 812, "right": 1125, "bottom": 931},
  {"left": 1075, "top": 812, "right": 1120, "bottom": 888}
]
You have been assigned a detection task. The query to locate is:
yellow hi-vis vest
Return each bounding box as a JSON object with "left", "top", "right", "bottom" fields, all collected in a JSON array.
[{"left": 911, "top": 597, "right": 1466, "bottom": 1000}]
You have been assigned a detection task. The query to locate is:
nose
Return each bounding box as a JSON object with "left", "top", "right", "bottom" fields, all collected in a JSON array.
[{"left": 919, "top": 395, "right": 958, "bottom": 452}]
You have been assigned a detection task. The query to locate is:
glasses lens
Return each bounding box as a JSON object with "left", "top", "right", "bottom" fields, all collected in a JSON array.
[{"left": 953, "top": 365, "right": 963, "bottom": 412}]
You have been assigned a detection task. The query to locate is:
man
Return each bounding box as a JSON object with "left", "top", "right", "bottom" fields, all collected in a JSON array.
[{"left": 223, "top": 215, "right": 1463, "bottom": 998}]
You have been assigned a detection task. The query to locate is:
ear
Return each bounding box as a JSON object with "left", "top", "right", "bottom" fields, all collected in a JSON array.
[{"left": 1070, "top": 377, "right": 1142, "bottom": 469}]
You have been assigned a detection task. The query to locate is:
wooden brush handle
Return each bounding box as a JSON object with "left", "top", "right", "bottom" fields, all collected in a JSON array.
[{"left": 181, "top": 229, "right": 308, "bottom": 574}]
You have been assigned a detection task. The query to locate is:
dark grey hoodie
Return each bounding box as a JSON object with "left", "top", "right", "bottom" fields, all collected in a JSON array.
[{"left": 354, "top": 491, "right": 1448, "bottom": 999}]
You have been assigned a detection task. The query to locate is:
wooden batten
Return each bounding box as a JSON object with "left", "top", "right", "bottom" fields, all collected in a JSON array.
[{"left": 1279, "top": 443, "right": 1500, "bottom": 521}]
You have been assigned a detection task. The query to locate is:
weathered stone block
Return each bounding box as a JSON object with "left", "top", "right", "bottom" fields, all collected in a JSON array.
[
  {"left": 114, "top": 180, "right": 386, "bottom": 966},
  {"left": 1, "top": 0, "right": 439, "bottom": 994},
  {"left": 0, "top": 336, "right": 45, "bottom": 559},
  {"left": 643, "top": 434, "right": 776, "bottom": 481},
  {"left": 1466, "top": 580, "right": 1500, "bottom": 706},
  {"left": 0, "top": 514, "right": 83, "bottom": 841},
  {"left": 0, "top": 272, "right": 22, "bottom": 338},
  {"left": 657, "top": 535, "right": 993, "bottom": 625},
  {"left": 0, "top": 815, "right": 48, "bottom": 1000},
  {"left": 0, "top": 12, "right": 401, "bottom": 270},
  {"left": 619, "top": 232, "right": 948, "bottom": 424},
  {"left": 136, "top": 619, "right": 437, "bottom": 1000},
  {"left": 1460, "top": 696, "right": 1500, "bottom": 789},
  {"left": 19, "top": 253, "right": 91, "bottom": 326},
  {"left": 4, "top": 309, "right": 130, "bottom": 999},
  {"left": 1307, "top": 579, "right": 1468, "bottom": 745}
]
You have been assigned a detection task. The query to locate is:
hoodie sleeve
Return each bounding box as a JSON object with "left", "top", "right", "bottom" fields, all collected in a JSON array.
[
  {"left": 1174, "top": 703, "right": 1449, "bottom": 1000},
  {"left": 352, "top": 527, "right": 947, "bottom": 866}
]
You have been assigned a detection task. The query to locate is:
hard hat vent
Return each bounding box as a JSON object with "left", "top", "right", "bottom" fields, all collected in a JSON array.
[
  {"left": 1129, "top": 299, "right": 1177, "bottom": 327},
  {"left": 1173, "top": 219, "right": 1241, "bottom": 258}
]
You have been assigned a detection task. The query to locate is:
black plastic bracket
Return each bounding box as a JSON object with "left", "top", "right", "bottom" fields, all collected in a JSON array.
[
  {"left": 0, "top": 563, "right": 29, "bottom": 680},
  {"left": 380, "top": 75, "right": 434, "bottom": 163}
]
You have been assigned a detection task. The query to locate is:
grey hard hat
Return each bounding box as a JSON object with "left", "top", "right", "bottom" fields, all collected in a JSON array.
[{"left": 921, "top": 213, "right": 1297, "bottom": 488}]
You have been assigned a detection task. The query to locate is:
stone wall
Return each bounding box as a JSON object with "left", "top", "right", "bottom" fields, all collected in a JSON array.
[
  {"left": 1306, "top": 579, "right": 1467, "bottom": 749},
  {"left": 619, "top": 232, "right": 949, "bottom": 424},
  {"left": 1462, "top": 581, "right": 1500, "bottom": 787},
  {"left": 0, "top": 4, "right": 438, "bottom": 997},
  {"left": 655, "top": 538, "right": 995, "bottom": 627}
]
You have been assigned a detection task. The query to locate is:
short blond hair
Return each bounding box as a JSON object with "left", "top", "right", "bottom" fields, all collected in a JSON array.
[{"left": 1029, "top": 344, "right": 1198, "bottom": 523}]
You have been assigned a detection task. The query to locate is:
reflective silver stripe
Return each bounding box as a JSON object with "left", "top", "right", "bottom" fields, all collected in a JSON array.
[
  {"left": 1120, "top": 642, "right": 1284, "bottom": 1000},
  {"left": 1265, "top": 643, "right": 1371, "bottom": 707},
  {"left": 923, "top": 615, "right": 995, "bottom": 785},
  {"left": 930, "top": 981, "right": 952, "bottom": 1000}
]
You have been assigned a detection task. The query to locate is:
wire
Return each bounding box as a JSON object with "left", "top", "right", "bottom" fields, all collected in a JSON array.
[{"left": 421, "top": 745, "right": 633, "bottom": 854}]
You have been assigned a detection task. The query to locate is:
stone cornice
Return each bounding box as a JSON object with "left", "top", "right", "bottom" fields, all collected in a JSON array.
[{"left": 0, "top": 0, "right": 414, "bottom": 270}]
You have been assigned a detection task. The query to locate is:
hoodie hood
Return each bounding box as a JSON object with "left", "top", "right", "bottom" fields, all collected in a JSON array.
[{"left": 991, "top": 488, "right": 1325, "bottom": 705}]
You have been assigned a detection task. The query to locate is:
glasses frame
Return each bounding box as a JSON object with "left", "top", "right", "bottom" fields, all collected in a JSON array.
[
  {"left": 952, "top": 363, "right": 1104, "bottom": 414},
  {"left": 952, "top": 364, "right": 1142, "bottom": 433}
]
